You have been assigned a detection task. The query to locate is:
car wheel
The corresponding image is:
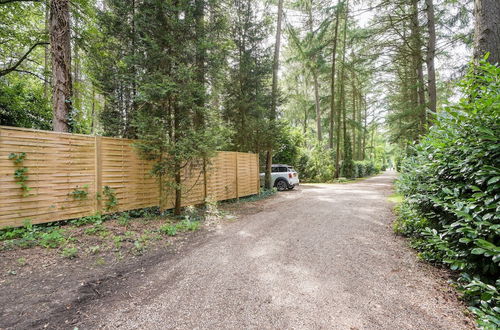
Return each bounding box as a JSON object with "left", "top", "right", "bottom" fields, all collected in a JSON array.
[
  {"left": 288, "top": 185, "right": 294, "bottom": 190},
  {"left": 275, "top": 179, "right": 288, "bottom": 191}
]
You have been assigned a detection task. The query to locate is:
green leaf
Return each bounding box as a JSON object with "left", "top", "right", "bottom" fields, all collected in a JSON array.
[{"left": 471, "top": 248, "right": 485, "bottom": 255}]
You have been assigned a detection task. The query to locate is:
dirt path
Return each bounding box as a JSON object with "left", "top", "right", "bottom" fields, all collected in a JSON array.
[
  {"left": 1, "top": 171, "right": 474, "bottom": 329},
  {"left": 66, "top": 171, "right": 470, "bottom": 329}
]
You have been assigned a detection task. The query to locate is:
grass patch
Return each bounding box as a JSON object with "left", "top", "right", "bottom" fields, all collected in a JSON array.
[{"left": 388, "top": 193, "right": 403, "bottom": 204}]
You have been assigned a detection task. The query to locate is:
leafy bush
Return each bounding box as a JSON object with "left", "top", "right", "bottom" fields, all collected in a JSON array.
[
  {"left": 38, "top": 229, "right": 66, "bottom": 248},
  {"left": 296, "top": 142, "right": 335, "bottom": 182},
  {"left": 340, "top": 136, "right": 355, "bottom": 179},
  {"left": 272, "top": 124, "right": 305, "bottom": 166},
  {"left": 352, "top": 160, "right": 379, "bottom": 178},
  {"left": 160, "top": 224, "right": 178, "bottom": 236},
  {"left": 395, "top": 60, "right": 499, "bottom": 328}
]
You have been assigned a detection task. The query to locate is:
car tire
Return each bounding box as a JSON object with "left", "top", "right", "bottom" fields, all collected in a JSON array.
[
  {"left": 288, "top": 185, "right": 295, "bottom": 190},
  {"left": 275, "top": 179, "right": 288, "bottom": 191}
]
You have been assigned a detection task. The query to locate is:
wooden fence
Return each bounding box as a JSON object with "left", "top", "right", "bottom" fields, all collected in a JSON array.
[{"left": 0, "top": 126, "right": 259, "bottom": 228}]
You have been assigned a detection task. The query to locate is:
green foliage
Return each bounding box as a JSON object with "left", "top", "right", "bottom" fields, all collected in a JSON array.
[
  {"left": 70, "top": 185, "right": 89, "bottom": 200},
  {"left": 117, "top": 213, "right": 131, "bottom": 227},
  {"left": 87, "top": 245, "right": 101, "bottom": 255},
  {"left": 176, "top": 219, "right": 201, "bottom": 232},
  {"left": 0, "top": 76, "right": 52, "bottom": 129},
  {"left": 9, "top": 152, "right": 31, "bottom": 196},
  {"left": 296, "top": 141, "right": 335, "bottom": 182},
  {"left": 103, "top": 186, "right": 118, "bottom": 211},
  {"left": 17, "top": 257, "right": 27, "bottom": 266},
  {"left": 70, "top": 213, "right": 102, "bottom": 227},
  {"left": 341, "top": 136, "right": 355, "bottom": 179},
  {"left": 395, "top": 60, "right": 500, "bottom": 327},
  {"left": 8, "top": 152, "right": 26, "bottom": 165},
  {"left": 61, "top": 246, "right": 78, "bottom": 259},
  {"left": 38, "top": 229, "right": 66, "bottom": 248},
  {"left": 352, "top": 160, "right": 379, "bottom": 178},
  {"left": 160, "top": 224, "right": 178, "bottom": 236},
  {"left": 272, "top": 124, "right": 305, "bottom": 166},
  {"left": 84, "top": 223, "right": 107, "bottom": 236},
  {"left": 160, "top": 219, "right": 200, "bottom": 237}
]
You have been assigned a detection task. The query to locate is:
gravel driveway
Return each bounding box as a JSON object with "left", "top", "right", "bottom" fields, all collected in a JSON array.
[{"left": 81, "top": 171, "right": 473, "bottom": 329}]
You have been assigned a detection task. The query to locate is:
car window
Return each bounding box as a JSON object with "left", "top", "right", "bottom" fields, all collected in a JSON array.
[
  {"left": 287, "top": 167, "right": 295, "bottom": 172},
  {"left": 271, "top": 167, "right": 279, "bottom": 173}
]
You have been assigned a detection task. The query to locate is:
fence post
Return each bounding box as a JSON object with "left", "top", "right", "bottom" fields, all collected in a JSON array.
[
  {"left": 203, "top": 157, "right": 208, "bottom": 202},
  {"left": 256, "top": 153, "right": 260, "bottom": 195},
  {"left": 94, "top": 136, "right": 102, "bottom": 213},
  {"left": 235, "top": 152, "right": 239, "bottom": 200}
]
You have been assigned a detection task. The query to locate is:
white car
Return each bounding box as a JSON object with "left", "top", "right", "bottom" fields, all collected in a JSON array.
[{"left": 260, "top": 164, "right": 300, "bottom": 191}]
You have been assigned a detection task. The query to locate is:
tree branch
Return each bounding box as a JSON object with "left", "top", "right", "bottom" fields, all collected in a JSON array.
[
  {"left": 0, "top": 0, "right": 41, "bottom": 4},
  {"left": 13, "top": 69, "right": 48, "bottom": 83},
  {"left": 0, "top": 42, "right": 48, "bottom": 77}
]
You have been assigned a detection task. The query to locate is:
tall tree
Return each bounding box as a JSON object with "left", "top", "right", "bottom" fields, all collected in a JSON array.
[
  {"left": 89, "top": 0, "right": 138, "bottom": 138},
  {"left": 223, "top": 0, "right": 273, "bottom": 154},
  {"left": 334, "top": 0, "right": 347, "bottom": 178},
  {"left": 425, "top": 0, "right": 436, "bottom": 120},
  {"left": 265, "top": 0, "right": 284, "bottom": 190},
  {"left": 50, "top": 0, "right": 72, "bottom": 132},
  {"left": 473, "top": 0, "right": 500, "bottom": 64},
  {"left": 410, "top": 0, "right": 426, "bottom": 134},
  {"left": 329, "top": 1, "right": 340, "bottom": 149}
]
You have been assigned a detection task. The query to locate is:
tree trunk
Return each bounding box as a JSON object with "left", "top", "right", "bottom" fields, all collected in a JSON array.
[
  {"left": 335, "top": 0, "right": 348, "bottom": 179},
  {"left": 351, "top": 66, "right": 356, "bottom": 160},
  {"left": 329, "top": 3, "right": 340, "bottom": 149},
  {"left": 194, "top": 0, "right": 206, "bottom": 128},
  {"left": 44, "top": 1, "right": 50, "bottom": 99},
  {"left": 425, "top": 0, "right": 437, "bottom": 122},
  {"left": 174, "top": 104, "right": 182, "bottom": 215},
  {"left": 50, "top": 0, "right": 72, "bottom": 132},
  {"left": 474, "top": 0, "right": 500, "bottom": 64},
  {"left": 73, "top": 17, "right": 80, "bottom": 131},
  {"left": 410, "top": 0, "right": 426, "bottom": 135},
  {"left": 265, "top": 0, "right": 283, "bottom": 190},
  {"left": 362, "top": 96, "right": 367, "bottom": 160},
  {"left": 313, "top": 72, "right": 322, "bottom": 141},
  {"left": 307, "top": 2, "right": 322, "bottom": 142}
]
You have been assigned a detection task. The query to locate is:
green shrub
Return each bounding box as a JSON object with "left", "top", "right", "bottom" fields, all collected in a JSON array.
[
  {"left": 395, "top": 60, "right": 500, "bottom": 327},
  {"left": 296, "top": 142, "right": 335, "bottom": 182},
  {"left": 38, "top": 229, "right": 66, "bottom": 248},
  {"left": 340, "top": 136, "right": 355, "bottom": 179},
  {"left": 352, "top": 160, "right": 378, "bottom": 178},
  {"left": 160, "top": 224, "right": 177, "bottom": 236},
  {"left": 176, "top": 220, "right": 200, "bottom": 232}
]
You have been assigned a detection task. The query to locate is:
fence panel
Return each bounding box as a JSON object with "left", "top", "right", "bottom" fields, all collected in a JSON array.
[
  {"left": 0, "top": 127, "right": 97, "bottom": 227},
  {"left": 0, "top": 126, "right": 259, "bottom": 228}
]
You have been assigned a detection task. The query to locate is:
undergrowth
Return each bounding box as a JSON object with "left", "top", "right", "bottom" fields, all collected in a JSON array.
[{"left": 394, "top": 60, "right": 499, "bottom": 329}]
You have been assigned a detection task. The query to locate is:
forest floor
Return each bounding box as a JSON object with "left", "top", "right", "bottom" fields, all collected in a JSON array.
[{"left": 0, "top": 172, "right": 476, "bottom": 329}]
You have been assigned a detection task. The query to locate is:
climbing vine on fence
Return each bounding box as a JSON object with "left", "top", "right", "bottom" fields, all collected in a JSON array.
[
  {"left": 8, "top": 152, "right": 31, "bottom": 197},
  {"left": 70, "top": 185, "right": 89, "bottom": 201},
  {"left": 103, "top": 186, "right": 118, "bottom": 211}
]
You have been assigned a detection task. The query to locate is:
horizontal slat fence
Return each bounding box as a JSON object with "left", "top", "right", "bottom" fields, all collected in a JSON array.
[{"left": 0, "top": 126, "right": 259, "bottom": 228}]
